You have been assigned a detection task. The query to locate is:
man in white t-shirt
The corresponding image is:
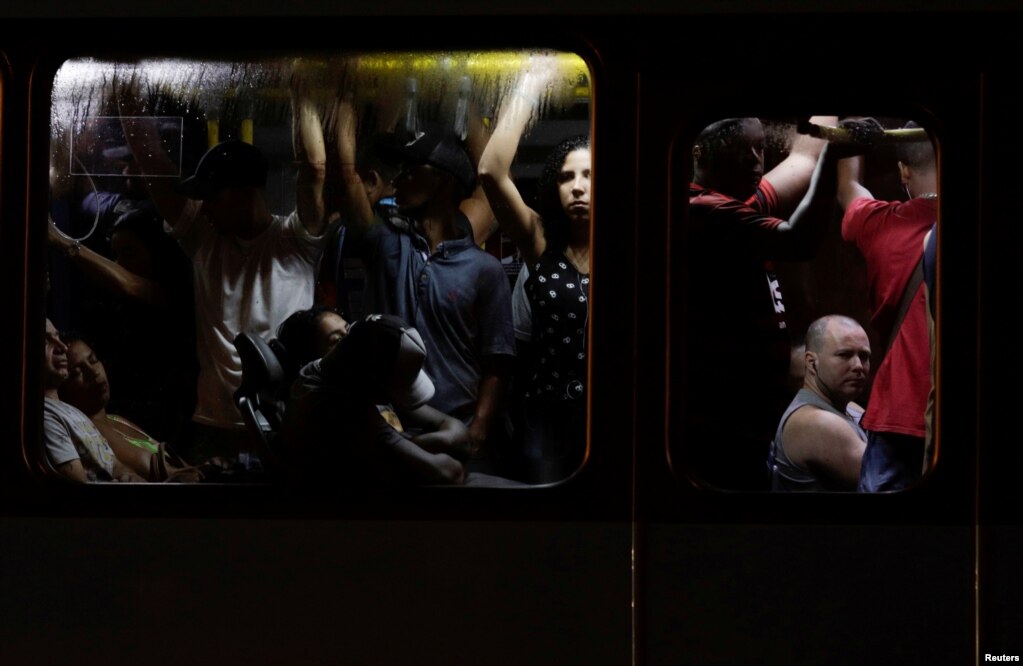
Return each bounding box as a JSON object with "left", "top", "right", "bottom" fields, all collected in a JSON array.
[{"left": 125, "top": 131, "right": 328, "bottom": 463}]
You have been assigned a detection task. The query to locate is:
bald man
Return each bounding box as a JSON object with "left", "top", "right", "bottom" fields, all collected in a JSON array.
[{"left": 767, "top": 315, "right": 871, "bottom": 491}]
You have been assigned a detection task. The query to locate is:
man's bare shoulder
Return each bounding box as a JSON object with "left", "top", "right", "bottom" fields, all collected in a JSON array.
[
  {"left": 786, "top": 404, "right": 855, "bottom": 435},
  {"left": 784, "top": 404, "right": 859, "bottom": 460}
]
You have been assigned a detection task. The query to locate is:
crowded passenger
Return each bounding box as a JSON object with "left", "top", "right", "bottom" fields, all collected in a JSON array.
[
  {"left": 58, "top": 336, "right": 201, "bottom": 482},
  {"left": 48, "top": 205, "right": 197, "bottom": 452},
  {"left": 275, "top": 305, "right": 350, "bottom": 384},
  {"left": 43, "top": 54, "right": 600, "bottom": 489},
  {"left": 837, "top": 121, "right": 936, "bottom": 492},
  {"left": 276, "top": 304, "right": 407, "bottom": 434},
  {"left": 49, "top": 120, "right": 156, "bottom": 258},
  {"left": 120, "top": 86, "right": 331, "bottom": 467},
  {"left": 682, "top": 115, "right": 882, "bottom": 491},
  {"left": 303, "top": 75, "right": 403, "bottom": 318},
  {"left": 42, "top": 319, "right": 144, "bottom": 483},
  {"left": 279, "top": 314, "right": 468, "bottom": 488},
  {"left": 316, "top": 129, "right": 401, "bottom": 318},
  {"left": 768, "top": 315, "right": 870, "bottom": 492},
  {"left": 478, "top": 56, "right": 591, "bottom": 484},
  {"left": 309, "top": 68, "right": 496, "bottom": 317},
  {"left": 332, "top": 92, "right": 515, "bottom": 474}
]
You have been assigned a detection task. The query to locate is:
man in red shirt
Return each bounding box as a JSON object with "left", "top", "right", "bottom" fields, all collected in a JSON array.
[{"left": 837, "top": 121, "right": 936, "bottom": 491}]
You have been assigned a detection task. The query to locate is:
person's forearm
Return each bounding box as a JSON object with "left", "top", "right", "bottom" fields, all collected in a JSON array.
[
  {"left": 781, "top": 145, "right": 841, "bottom": 259},
  {"left": 389, "top": 436, "right": 465, "bottom": 485},
  {"left": 477, "top": 92, "right": 543, "bottom": 257},
  {"left": 412, "top": 430, "right": 470, "bottom": 460},
  {"left": 836, "top": 155, "right": 871, "bottom": 210},
  {"left": 292, "top": 93, "right": 328, "bottom": 237},
  {"left": 333, "top": 98, "right": 375, "bottom": 232},
  {"left": 50, "top": 231, "right": 163, "bottom": 305},
  {"left": 79, "top": 248, "right": 163, "bottom": 304},
  {"left": 478, "top": 75, "right": 539, "bottom": 181},
  {"left": 468, "top": 373, "right": 506, "bottom": 454},
  {"left": 118, "top": 112, "right": 188, "bottom": 227},
  {"left": 56, "top": 460, "right": 89, "bottom": 483}
]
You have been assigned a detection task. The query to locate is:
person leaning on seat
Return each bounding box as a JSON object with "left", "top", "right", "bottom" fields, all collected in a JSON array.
[
  {"left": 279, "top": 314, "right": 468, "bottom": 488},
  {"left": 41, "top": 319, "right": 145, "bottom": 483}
]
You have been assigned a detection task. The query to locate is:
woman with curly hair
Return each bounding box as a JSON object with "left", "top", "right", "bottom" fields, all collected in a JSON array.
[{"left": 479, "top": 58, "right": 590, "bottom": 483}]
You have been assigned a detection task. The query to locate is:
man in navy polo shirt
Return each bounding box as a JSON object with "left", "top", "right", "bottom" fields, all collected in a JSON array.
[{"left": 335, "top": 122, "right": 514, "bottom": 470}]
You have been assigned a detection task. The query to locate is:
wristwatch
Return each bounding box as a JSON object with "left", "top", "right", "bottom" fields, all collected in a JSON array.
[{"left": 65, "top": 240, "right": 81, "bottom": 258}]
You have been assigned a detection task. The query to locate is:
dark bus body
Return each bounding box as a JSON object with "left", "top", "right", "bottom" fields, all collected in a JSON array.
[{"left": 0, "top": 4, "right": 1018, "bottom": 664}]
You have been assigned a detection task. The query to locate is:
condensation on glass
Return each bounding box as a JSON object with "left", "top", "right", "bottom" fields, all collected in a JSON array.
[{"left": 44, "top": 52, "right": 592, "bottom": 487}]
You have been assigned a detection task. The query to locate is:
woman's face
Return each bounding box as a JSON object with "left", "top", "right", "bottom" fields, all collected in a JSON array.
[
  {"left": 60, "top": 340, "right": 110, "bottom": 415},
  {"left": 315, "top": 312, "right": 349, "bottom": 357},
  {"left": 558, "top": 148, "right": 591, "bottom": 223}
]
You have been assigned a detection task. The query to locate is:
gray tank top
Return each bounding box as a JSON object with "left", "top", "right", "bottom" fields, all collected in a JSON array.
[{"left": 768, "top": 388, "right": 866, "bottom": 492}]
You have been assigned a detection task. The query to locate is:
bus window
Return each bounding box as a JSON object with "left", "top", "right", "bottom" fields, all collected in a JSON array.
[
  {"left": 673, "top": 116, "right": 937, "bottom": 494},
  {"left": 42, "top": 51, "right": 592, "bottom": 488}
]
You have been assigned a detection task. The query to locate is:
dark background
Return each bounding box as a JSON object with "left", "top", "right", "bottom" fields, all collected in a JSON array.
[{"left": 1, "top": 6, "right": 1018, "bottom": 665}]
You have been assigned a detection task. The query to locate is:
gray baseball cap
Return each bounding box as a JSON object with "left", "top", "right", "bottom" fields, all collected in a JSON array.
[{"left": 322, "top": 313, "right": 435, "bottom": 410}]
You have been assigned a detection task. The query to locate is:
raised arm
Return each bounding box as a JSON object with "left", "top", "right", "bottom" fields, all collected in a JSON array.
[
  {"left": 291, "top": 71, "right": 330, "bottom": 238},
  {"left": 116, "top": 78, "right": 195, "bottom": 230},
  {"left": 460, "top": 102, "right": 498, "bottom": 245},
  {"left": 764, "top": 118, "right": 883, "bottom": 260},
  {"left": 333, "top": 94, "right": 376, "bottom": 233},
  {"left": 478, "top": 59, "right": 557, "bottom": 265},
  {"left": 48, "top": 218, "right": 166, "bottom": 306},
  {"left": 763, "top": 116, "right": 837, "bottom": 216},
  {"left": 837, "top": 155, "right": 874, "bottom": 211}
]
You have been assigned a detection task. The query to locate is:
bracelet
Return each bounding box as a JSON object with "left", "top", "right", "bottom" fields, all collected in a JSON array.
[{"left": 65, "top": 240, "right": 81, "bottom": 258}]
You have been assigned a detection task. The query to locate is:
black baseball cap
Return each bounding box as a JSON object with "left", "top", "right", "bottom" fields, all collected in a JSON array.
[
  {"left": 321, "top": 313, "right": 435, "bottom": 410},
  {"left": 386, "top": 130, "right": 476, "bottom": 197},
  {"left": 176, "top": 140, "right": 268, "bottom": 200}
]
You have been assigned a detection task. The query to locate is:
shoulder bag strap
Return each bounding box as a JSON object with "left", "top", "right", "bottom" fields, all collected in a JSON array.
[{"left": 885, "top": 257, "right": 925, "bottom": 356}]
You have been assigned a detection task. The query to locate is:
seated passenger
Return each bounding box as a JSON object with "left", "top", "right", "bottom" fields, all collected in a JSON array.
[
  {"left": 42, "top": 319, "right": 145, "bottom": 483},
  {"left": 279, "top": 314, "right": 467, "bottom": 488},
  {"left": 48, "top": 206, "right": 198, "bottom": 453},
  {"left": 57, "top": 336, "right": 201, "bottom": 483},
  {"left": 767, "top": 315, "right": 870, "bottom": 492},
  {"left": 276, "top": 306, "right": 405, "bottom": 433},
  {"left": 275, "top": 305, "right": 349, "bottom": 383}
]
